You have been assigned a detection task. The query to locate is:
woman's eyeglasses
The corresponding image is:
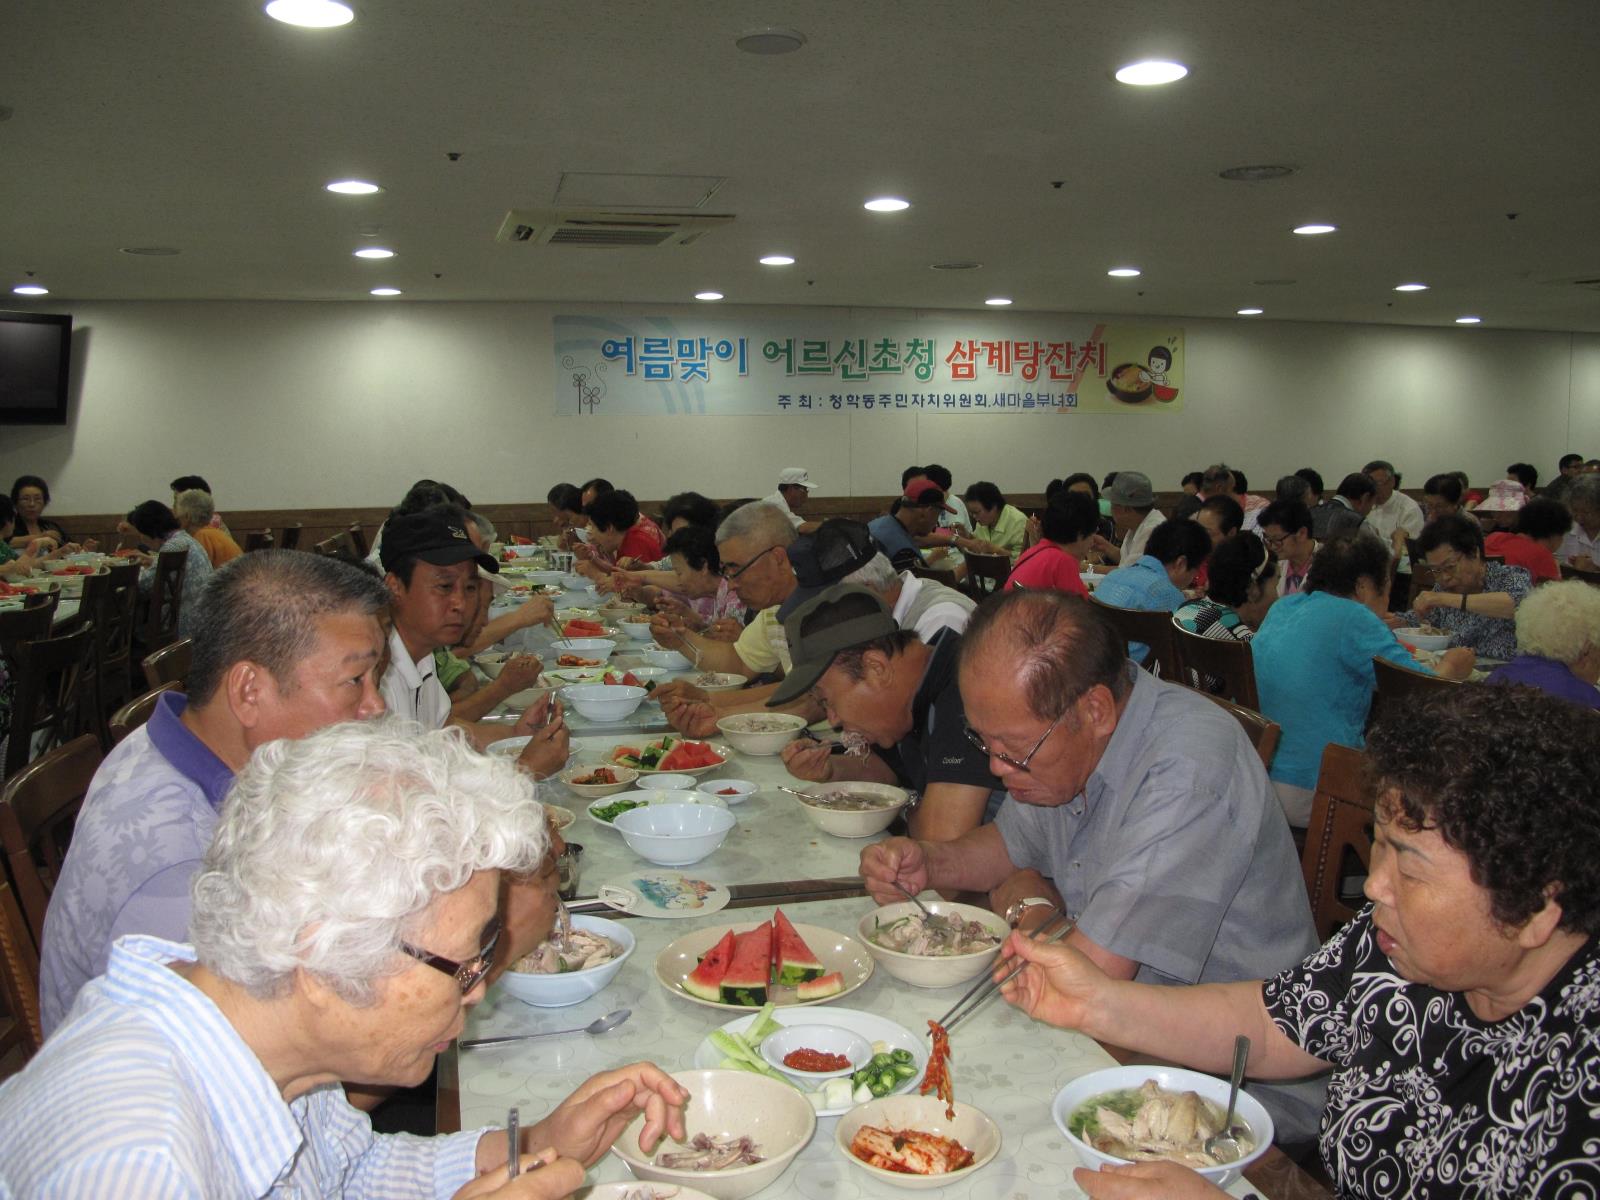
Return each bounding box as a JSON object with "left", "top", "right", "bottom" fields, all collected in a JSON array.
[
  {"left": 963, "top": 713, "right": 1065, "bottom": 772},
  {"left": 401, "top": 915, "right": 502, "bottom": 994}
]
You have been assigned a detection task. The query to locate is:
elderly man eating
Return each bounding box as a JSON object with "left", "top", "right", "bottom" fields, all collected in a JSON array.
[
  {"left": 1, "top": 720, "right": 687, "bottom": 1198},
  {"left": 859, "top": 590, "right": 1323, "bottom": 1141}
]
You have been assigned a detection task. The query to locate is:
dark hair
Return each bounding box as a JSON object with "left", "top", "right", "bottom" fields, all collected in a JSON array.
[
  {"left": 1206, "top": 532, "right": 1275, "bottom": 607},
  {"left": 0, "top": 494, "right": 13, "bottom": 528},
  {"left": 1363, "top": 459, "right": 1397, "bottom": 478},
  {"left": 1146, "top": 517, "right": 1211, "bottom": 569},
  {"left": 1044, "top": 479, "right": 1066, "bottom": 501},
  {"left": 1201, "top": 463, "right": 1233, "bottom": 492},
  {"left": 900, "top": 465, "right": 926, "bottom": 488},
  {"left": 1336, "top": 472, "right": 1377, "bottom": 501},
  {"left": 1506, "top": 462, "right": 1538, "bottom": 492},
  {"left": 797, "top": 588, "right": 917, "bottom": 681},
  {"left": 585, "top": 488, "right": 640, "bottom": 533},
  {"left": 1148, "top": 346, "right": 1172, "bottom": 369},
  {"left": 1295, "top": 467, "right": 1325, "bottom": 496},
  {"left": 127, "top": 500, "right": 180, "bottom": 541},
  {"left": 1515, "top": 497, "right": 1573, "bottom": 542},
  {"left": 1198, "top": 495, "right": 1244, "bottom": 536},
  {"left": 1259, "top": 499, "right": 1312, "bottom": 539},
  {"left": 580, "top": 478, "right": 614, "bottom": 498},
  {"left": 1101, "top": 471, "right": 1119, "bottom": 491},
  {"left": 962, "top": 481, "right": 1004, "bottom": 510},
  {"left": 1423, "top": 473, "right": 1463, "bottom": 505},
  {"left": 922, "top": 464, "right": 954, "bottom": 492},
  {"left": 1305, "top": 534, "right": 1391, "bottom": 598},
  {"left": 169, "top": 475, "right": 211, "bottom": 494},
  {"left": 1180, "top": 471, "right": 1205, "bottom": 491},
  {"left": 1415, "top": 513, "right": 1485, "bottom": 560},
  {"left": 663, "top": 523, "right": 720, "bottom": 574},
  {"left": 1231, "top": 469, "right": 1250, "bottom": 493},
  {"left": 1367, "top": 687, "right": 1600, "bottom": 936},
  {"left": 10, "top": 475, "right": 49, "bottom": 507},
  {"left": 1275, "top": 474, "right": 1312, "bottom": 504},
  {"left": 960, "top": 590, "right": 1131, "bottom": 719},
  {"left": 546, "top": 483, "right": 584, "bottom": 515},
  {"left": 1040, "top": 492, "right": 1099, "bottom": 544},
  {"left": 660, "top": 491, "right": 718, "bottom": 531},
  {"left": 186, "top": 551, "right": 390, "bottom": 707},
  {"left": 1559, "top": 453, "right": 1584, "bottom": 471},
  {"left": 1062, "top": 472, "right": 1101, "bottom": 500},
  {"left": 393, "top": 479, "right": 469, "bottom": 521}
]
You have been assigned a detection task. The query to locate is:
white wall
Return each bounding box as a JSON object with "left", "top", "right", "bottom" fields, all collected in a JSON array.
[{"left": 3, "top": 299, "right": 1595, "bottom": 513}]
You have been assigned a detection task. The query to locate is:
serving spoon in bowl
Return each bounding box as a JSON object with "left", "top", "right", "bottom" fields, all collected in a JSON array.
[{"left": 1204, "top": 1035, "right": 1252, "bottom": 1162}]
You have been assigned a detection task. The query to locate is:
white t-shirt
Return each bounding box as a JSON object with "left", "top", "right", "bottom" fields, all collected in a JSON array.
[
  {"left": 1121, "top": 508, "right": 1166, "bottom": 563},
  {"left": 379, "top": 626, "right": 451, "bottom": 729},
  {"left": 761, "top": 489, "right": 805, "bottom": 530},
  {"left": 892, "top": 572, "right": 974, "bottom": 640},
  {"left": 1560, "top": 523, "right": 1597, "bottom": 564},
  {"left": 1365, "top": 490, "right": 1424, "bottom": 543}
]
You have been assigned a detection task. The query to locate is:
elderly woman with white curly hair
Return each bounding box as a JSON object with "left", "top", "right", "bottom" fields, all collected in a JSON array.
[
  {"left": 0, "top": 719, "right": 687, "bottom": 1199},
  {"left": 1485, "top": 578, "right": 1600, "bottom": 710}
]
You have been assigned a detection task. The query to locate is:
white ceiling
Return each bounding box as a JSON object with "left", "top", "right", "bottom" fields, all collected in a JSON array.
[{"left": 5, "top": 0, "right": 1600, "bottom": 331}]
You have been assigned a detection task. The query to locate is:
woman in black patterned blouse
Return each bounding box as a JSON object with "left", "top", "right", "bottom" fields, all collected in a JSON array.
[{"left": 998, "top": 686, "right": 1600, "bottom": 1200}]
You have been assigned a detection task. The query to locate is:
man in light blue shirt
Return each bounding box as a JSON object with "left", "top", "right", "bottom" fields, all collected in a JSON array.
[
  {"left": 1092, "top": 517, "right": 1210, "bottom": 663},
  {"left": 867, "top": 480, "right": 951, "bottom": 570}
]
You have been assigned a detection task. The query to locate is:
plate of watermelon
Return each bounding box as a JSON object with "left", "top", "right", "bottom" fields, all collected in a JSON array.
[
  {"left": 655, "top": 910, "right": 874, "bottom": 1011},
  {"left": 611, "top": 736, "right": 728, "bottom": 777}
]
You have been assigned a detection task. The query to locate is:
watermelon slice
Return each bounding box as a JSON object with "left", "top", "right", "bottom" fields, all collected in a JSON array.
[
  {"left": 772, "top": 909, "right": 826, "bottom": 987},
  {"left": 684, "top": 929, "right": 737, "bottom": 1002},
  {"left": 795, "top": 970, "right": 844, "bottom": 1002},
  {"left": 719, "top": 924, "right": 772, "bottom": 1007}
]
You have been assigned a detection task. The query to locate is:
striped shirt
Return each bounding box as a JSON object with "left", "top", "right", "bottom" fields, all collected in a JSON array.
[{"left": 0, "top": 936, "right": 485, "bottom": 1198}]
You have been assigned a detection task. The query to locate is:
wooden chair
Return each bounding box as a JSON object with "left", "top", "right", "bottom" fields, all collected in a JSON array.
[
  {"left": 142, "top": 637, "right": 193, "bottom": 690},
  {"left": 278, "top": 523, "right": 303, "bottom": 552},
  {"left": 3, "top": 624, "right": 96, "bottom": 779},
  {"left": 1088, "top": 594, "right": 1181, "bottom": 681},
  {"left": 0, "top": 734, "right": 102, "bottom": 949},
  {"left": 909, "top": 562, "right": 960, "bottom": 589},
  {"left": 962, "top": 552, "right": 1011, "bottom": 599},
  {"left": 140, "top": 548, "right": 188, "bottom": 653},
  {"left": 314, "top": 530, "right": 362, "bottom": 560},
  {"left": 98, "top": 561, "right": 141, "bottom": 717},
  {"left": 0, "top": 881, "right": 42, "bottom": 1075},
  {"left": 21, "top": 591, "right": 60, "bottom": 621},
  {"left": 243, "top": 529, "right": 275, "bottom": 552},
  {"left": 346, "top": 522, "right": 369, "bottom": 559},
  {"left": 1371, "top": 654, "right": 1462, "bottom": 720},
  {"left": 110, "top": 683, "right": 182, "bottom": 745},
  {"left": 1301, "top": 743, "right": 1375, "bottom": 941},
  {"left": 56, "top": 569, "right": 113, "bottom": 746},
  {"left": 1171, "top": 626, "right": 1261, "bottom": 708}
]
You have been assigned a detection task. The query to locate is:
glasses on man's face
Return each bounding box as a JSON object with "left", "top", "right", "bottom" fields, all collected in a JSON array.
[
  {"left": 401, "top": 915, "right": 502, "bottom": 995},
  {"left": 720, "top": 544, "right": 776, "bottom": 581},
  {"left": 1428, "top": 552, "right": 1468, "bottom": 580},
  {"left": 1261, "top": 530, "right": 1289, "bottom": 550},
  {"left": 964, "top": 712, "right": 1065, "bottom": 773}
]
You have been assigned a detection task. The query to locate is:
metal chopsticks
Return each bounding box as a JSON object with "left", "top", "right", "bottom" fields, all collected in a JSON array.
[{"left": 934, "top": 910, "right": 1077, "bottom": 1036}]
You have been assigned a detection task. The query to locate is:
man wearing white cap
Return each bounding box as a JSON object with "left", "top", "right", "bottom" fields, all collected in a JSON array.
[{"left": 765, "top": 468, "right": 822, "bottom": 534}]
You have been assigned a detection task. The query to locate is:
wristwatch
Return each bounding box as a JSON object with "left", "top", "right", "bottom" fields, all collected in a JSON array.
[{"left": 1005, "top": 896, "right": 1056, "bottom": 928}]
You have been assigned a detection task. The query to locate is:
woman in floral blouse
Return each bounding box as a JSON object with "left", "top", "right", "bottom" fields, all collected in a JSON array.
[{"left": 999, "top": 685, "right": 1600, "bottom": 1200}]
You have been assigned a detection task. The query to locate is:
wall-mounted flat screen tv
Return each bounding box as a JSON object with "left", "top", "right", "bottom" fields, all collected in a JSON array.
[{"left": 0, "top": 311, "right": 72, "bottom": 425}]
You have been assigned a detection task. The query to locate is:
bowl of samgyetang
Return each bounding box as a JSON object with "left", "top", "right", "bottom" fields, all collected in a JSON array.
[
  {"left": 791, "top": 781, "right": 910, "bottom": 838},
  {"left": 715, "top": 711, "right": 808, "bottom": 755},
  {"left": 858, "top": 900, "right": 1010, "bottom": 989},
  {"left": 1050, "top": 1065, "right": 1274, "bottom": 1189},
  {"left": 610, "top": 1068, "right": 817, "bottom": 1200},
  {"left": 496, "top": 914, "right": 636, "bottom": 1008}
]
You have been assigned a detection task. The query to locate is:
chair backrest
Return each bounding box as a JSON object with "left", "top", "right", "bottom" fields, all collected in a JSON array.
[
  {"left": 1171, "top": 625, "right": 1261, "bottom": 708},
  {"left": 0, "top": 734, "right": 102, "bottom": 949},
  {"left": 1371, "top": 654, "right": 1461, "bottom": 721},
  {"left": 98, "top": 560, "right": 141, "bottom": 671},
  {"left": 962, "top": 552, "right": 1011, "bottom": 598},
  {"left": 909, "top": 563, "right": 960, "bottom": 589},
  {"left": 1088, "top": 594, "right": 1181, "bottom": 681},
  {"left": 1301, "top": 742, "right": 1376, "bottom": 941},
  {"left": 0, "top": 880, "right": 42, "bottom": 1075},
  {"left": 278, "top": 523, "right": 303, "bottom": 552},
  {"left": 142, "top": 549, "right": 189, "bottom": 648},
  {"left": 346, "top": 522, "right": 370, "bottom": 559},
  {"left": 1174, "top": 683, "right": 1280, "bottom": 771},
  {"left": 21, "top": 590, "right": 60, "bottom": 620},
  {"left": 0, "top": 604, "right": 55, "bottom": 661},
  {"left": 109, "top": 683, "right": 183, "bottom": 745},
  {"left": 3, "top": 623, "right": 96, "bottom": 778},
  {"left": 141, "top": 637, "right": 193, "bottom": 691},
  {"left": 243, "top": 529, "right": 275, "bottom": 553}
]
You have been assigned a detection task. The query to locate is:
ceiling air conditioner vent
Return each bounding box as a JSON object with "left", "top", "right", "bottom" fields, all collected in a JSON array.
[{"left": 495, "top": 209, "right": 733, "bottom": 248}]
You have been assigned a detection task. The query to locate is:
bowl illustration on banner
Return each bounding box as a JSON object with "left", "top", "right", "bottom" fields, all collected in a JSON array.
[{"left": 1105, "top": 363, "right": 1154, "bottom": 403}]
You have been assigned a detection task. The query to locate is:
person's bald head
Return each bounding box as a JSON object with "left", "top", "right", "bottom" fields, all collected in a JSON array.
[{"left": 958, "top": 590, "right": 1131, "bottom": 722}]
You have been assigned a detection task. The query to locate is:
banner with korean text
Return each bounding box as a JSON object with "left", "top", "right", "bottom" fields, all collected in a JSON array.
[{"left": 553, "top": 314, "right": 1183, "bottom": 416}]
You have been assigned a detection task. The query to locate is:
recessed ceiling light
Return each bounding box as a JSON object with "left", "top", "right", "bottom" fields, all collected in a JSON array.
[
  {"left": 863, "top": 197, "right": 911, "bottom": 213},
  {"left": 326, "top": 179, "right": 382, "bottom": 195},
  {"left": 930, "top": 261, "right": 982, "bottom": 271},
  {"left": 1394, "top": 282, "right": 1429, "bottom": 292},
  {"left": 370, "top": 287, "right": 402, "bottom": 296},
  {"left": 759, "top": 254, "right": 795, "bottom": 266},
  {"left": 12, "top": 285, "right": 48, "bottom": 296},
  {"left": 1236, "top": 307, "right": 1264, "bottom": 316},
  {"left": 985, "top": 297, "right": 1013, "bottom": 307},
  {"left": 353, "top": 247, "right": 395, "bottom": 259},
  {"left": 1218, "top": 164, "right": 1296, "bottom": 182},
  {"left": 264, "top": 0, "right": 353, "bottom": 27},
  {"left": 694, "top": 291, "right": 724, "bottom": 301},
  {"left": 1293, "top": 223, "right": 1337, "bottom": 236},
  {"left": 120, "top": 246, "right": 181, "bottom": 256},
  {"left": 735, "top": 27, "right": 807, "bottom": 54},
  {"left": 1114, "top": 60, "right": 1188, "bottom": 86},
  {"left": 1107, "top": 267, "right": 1141, "bottom": 278},
  {"left": 1455, "top": 315, "right": 1482, "bottom": 324}
]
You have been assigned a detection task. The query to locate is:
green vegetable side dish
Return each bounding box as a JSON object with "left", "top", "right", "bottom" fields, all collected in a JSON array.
[
  {"left": 1067, "top": 1087, "right": 1148, "bottom": 1138},
  {"left": 850, "top": 1048, "right": 918, "bottom": 1097},
  {"left": 592, "top": 797, "right": 647, "bottom": 823}
]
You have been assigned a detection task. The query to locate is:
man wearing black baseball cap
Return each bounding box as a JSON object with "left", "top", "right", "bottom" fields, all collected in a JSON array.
[
  {"left": 379, "top": 506, "right": 569, "bottom": 777},
  {"left": 769, "top": 584, "right": 1000, "bottom": 842}
]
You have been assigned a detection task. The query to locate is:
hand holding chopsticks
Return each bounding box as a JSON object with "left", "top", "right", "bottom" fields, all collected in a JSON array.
[{"left": 934, "top": 909, "right": 1077, "bottom": 1035}]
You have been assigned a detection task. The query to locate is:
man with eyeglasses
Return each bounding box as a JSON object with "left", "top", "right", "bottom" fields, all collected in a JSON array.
[{"left": 859, "top": 590, "right": 1324, "bottom": 1144}]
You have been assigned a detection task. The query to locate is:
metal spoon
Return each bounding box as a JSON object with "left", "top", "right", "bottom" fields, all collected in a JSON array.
[
  {"left": 1204, "top": 1035, "right": 1252, "bottom": 1163},
  {"left": 460, "top": 1008, "right": 631, "bottom": 1050},
  {"left": 892, "top": 878, "right": 935, "bottom": 918}
]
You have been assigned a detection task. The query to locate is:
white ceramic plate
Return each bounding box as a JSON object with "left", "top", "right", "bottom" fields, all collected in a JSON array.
[
  {"left": 595, "top": 871, "right": 733, "bottom": 918},
  {"left": 692, "top": 1006, "right": 927, "bottom": 1116},
  {"left": 655, "top": 920, "right": 874, "bottom": 1011},
  {"left": 608, "top": 741, "right": 732, "bottom": 778}
]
